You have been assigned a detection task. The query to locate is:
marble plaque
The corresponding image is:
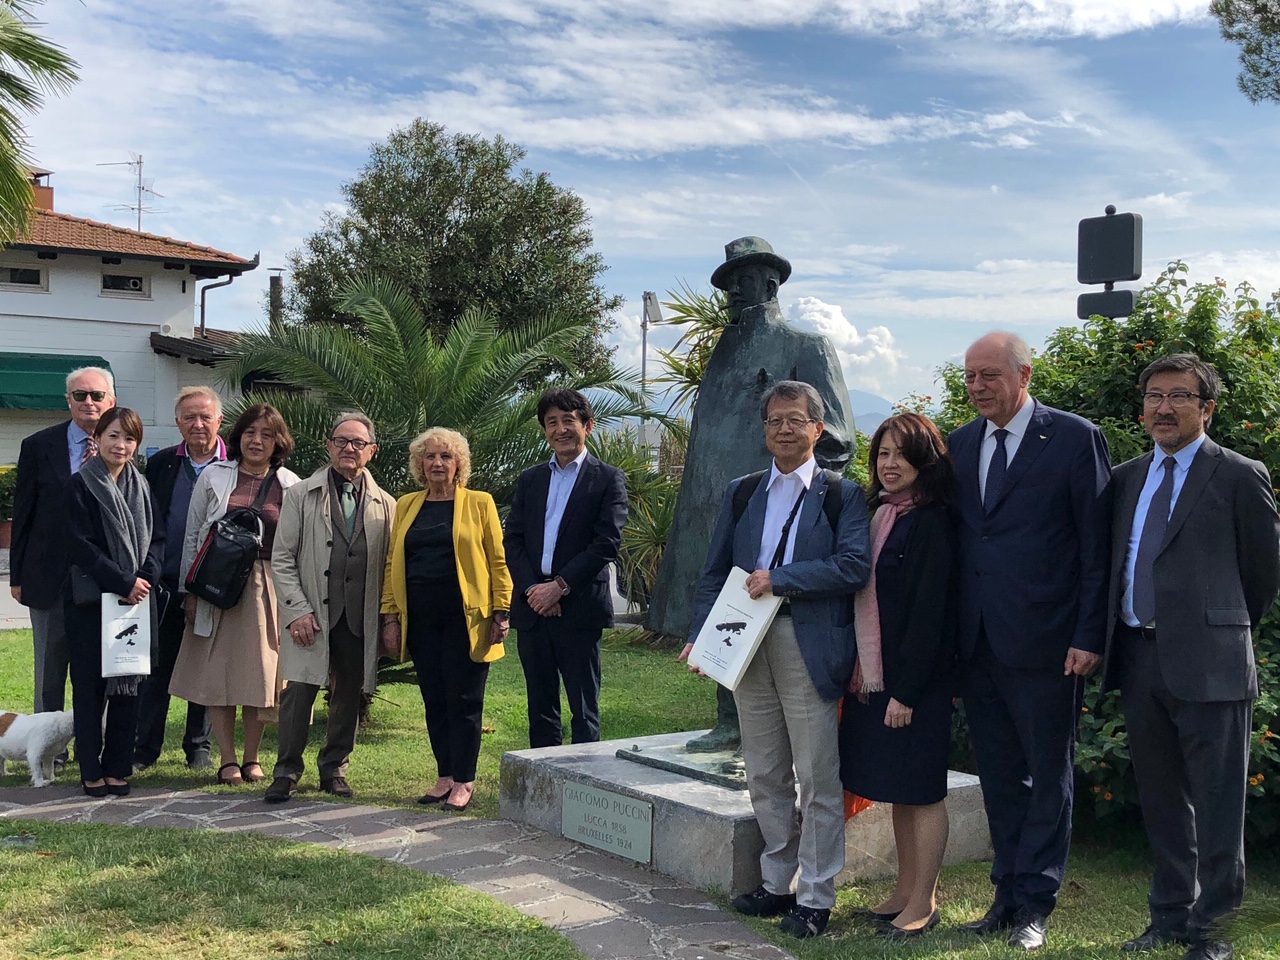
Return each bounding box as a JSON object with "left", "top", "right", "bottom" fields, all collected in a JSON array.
[{"left": 561, "top": 780, "right": 653, "bottom": 863}]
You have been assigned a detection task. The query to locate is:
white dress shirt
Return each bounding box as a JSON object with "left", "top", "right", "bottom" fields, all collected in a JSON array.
[
  {"left": 1120, "top": 433, "right": 1207, "bottom": 627},
  {"left": 978, "top": 394, "right": 1035, "bottom": 500},
  {"left": 756, "top": 455, "right": 818, "bottom": 571},
  {"left": 541, "top": 448, "right": 587, "bottom": 576}
]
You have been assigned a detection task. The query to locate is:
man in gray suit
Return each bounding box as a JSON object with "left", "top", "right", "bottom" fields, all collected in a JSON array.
[
  {"left": 683, "top": 380, "right": 871, "bottom": 939},
  {"left": 1103, "top": 353, "right": 1280, "bottom": 960}
]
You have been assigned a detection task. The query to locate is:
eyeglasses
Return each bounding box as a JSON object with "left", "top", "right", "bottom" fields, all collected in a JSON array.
[
  {"left": 1141, "top": 391, "right": 1203, "bottom": 408},
  {"left": 328, "top": 437, "right": 372, "bottom": 450},
  {"left": 69, "top": 390, "right": 107, "bottom": 402},
  {"left": 763, "top": 416, "right": 818, "bottom": 431}
]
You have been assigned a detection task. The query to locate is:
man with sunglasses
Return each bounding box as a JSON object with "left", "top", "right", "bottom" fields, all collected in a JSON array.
[
  {"left": 1102, "top": 354, "right": 1280, "bottom": 960},
  {"left": 11, "top": 366, "right": 116, "bottom": 729},
  {"left": 265, "top": 411, "right": 396, "bottom": 802},
  {"left": 133, "top": 386, "right": 226, "bottom": 771}
]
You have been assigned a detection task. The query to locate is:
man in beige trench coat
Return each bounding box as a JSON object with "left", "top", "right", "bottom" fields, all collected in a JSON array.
[{"left": 265, "top": 412, "right": 396, "bottom": 802}]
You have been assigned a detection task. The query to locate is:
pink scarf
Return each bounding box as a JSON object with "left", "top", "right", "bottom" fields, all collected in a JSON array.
[{"left": 849, "top": 489, "right": 915, "bottom": 695}]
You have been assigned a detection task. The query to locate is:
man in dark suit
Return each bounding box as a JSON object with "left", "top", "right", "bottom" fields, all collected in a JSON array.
[
  {"left": 11, "top": 365, "right": 116, "bottom": 718},
  {"left": 133, "top": 386, "right": 224, "bottom": 770},
  {"left": 949, "top": 332, "right": 1111, "bottom": 950},
  {"left": 504, "top": 387, "right": 628, "bottom": 748},
  {"left": 1102, "top": 354, "right": 1279, "bottom": 960},
  {"left": 683, "top": 379, "right": 871, "bottom": 940}
]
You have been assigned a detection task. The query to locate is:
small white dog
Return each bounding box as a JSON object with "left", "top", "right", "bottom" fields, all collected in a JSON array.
[{"left": 0, "top": 709, "right": 75, "bottom": 787}]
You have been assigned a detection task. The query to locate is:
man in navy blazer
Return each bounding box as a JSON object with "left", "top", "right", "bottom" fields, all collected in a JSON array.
[
  {"left": 949, "top": 332, "right": 1111, "bottom": 950},
  {"left": 685, "top": 380, "right": 871, "bottom": 940},
  {"left": 504, "top": 387, "right": 628, "bottom": 748},
  {"left": 11, "top": 366, "right": 116, "bottom": 718}
]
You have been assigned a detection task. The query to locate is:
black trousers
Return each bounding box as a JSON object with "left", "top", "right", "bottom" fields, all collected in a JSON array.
[
  {"left": 1119, "top": 630, "right": 1251, "bottom": 941},
  {"left": 406, "top": 578, "right": 489, "bottom": 782},
  {"left": 134, "top": 588, "right": 210, "bottom": 765},
  {"left": 65, "top": 596, "right": 140, "bottom": 782},
  {"left": 516, "top": 619, "right": 602, "bottom": 748},
  {"left": 961, "top": 627, "right": 1081, "bottom": 916}
]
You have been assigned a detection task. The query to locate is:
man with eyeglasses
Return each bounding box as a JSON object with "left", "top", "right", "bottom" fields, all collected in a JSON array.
[
  {"left": 1101, "top": 354, "right": 1279, "bottom": 960},
  {"left": 948, "top": 332, "right": 1111, "bottom": 951},
  {"left": 133, "top": 386, "right": 226, "bottom": 770},
  {"left": 266, "top": 411, "right": 396, "bottom": 802},
  {"left": 11, "top": 365, "right": 117, "bottom": 732},
  {"left": 685, "top": 380, "right": 870, "bottom": 939}
]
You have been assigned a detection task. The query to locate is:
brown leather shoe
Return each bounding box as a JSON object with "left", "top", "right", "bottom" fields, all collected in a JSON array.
[{"left": 321, "top": 776, "right": 353, "bottom": 798}]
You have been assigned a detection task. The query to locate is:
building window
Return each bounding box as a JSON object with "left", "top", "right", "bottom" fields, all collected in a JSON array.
[
  {"left": 101, "top": 273, "right": 150, "bottom": 297},
  {"left": 0, "top": 265, "right": 48, "bottom": 291}
]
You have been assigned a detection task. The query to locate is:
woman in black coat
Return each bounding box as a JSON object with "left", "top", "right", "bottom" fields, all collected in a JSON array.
[
  {"left": 65, "top": 407, "right": 160, "bottom": 798},
  {"left": 840, "top": 411, "right": 957, "bottom": 938}
]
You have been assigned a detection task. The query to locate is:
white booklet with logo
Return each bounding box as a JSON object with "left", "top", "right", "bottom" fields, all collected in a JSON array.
[
  {"left": 687, "top": 567, "right": 784, "bottom": 690},
  {"left": 100, "top": 594, "right": 151, "bottom": 678}
]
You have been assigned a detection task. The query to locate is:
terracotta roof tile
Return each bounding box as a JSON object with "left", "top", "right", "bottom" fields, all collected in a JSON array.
[{"left": 12, "top": 209, "right": 253, "bottom": 266}]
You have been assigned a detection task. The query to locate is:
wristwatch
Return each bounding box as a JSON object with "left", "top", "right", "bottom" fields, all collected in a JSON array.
[{"left": 554, "top": 575, "right": 570, "bottom": 596}]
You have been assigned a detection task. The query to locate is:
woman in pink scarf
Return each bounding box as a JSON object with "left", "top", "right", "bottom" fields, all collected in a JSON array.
[{"left": 839, "top": 412, "right": 958, "bottom": 939}]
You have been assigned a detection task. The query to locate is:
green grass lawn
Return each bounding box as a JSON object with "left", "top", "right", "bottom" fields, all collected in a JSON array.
[
  {"left": 0, "top": 817, "right": 583, "bottom": 960},
  {"left": 0, "top": 626, "right": 716, "bottom": 820}
]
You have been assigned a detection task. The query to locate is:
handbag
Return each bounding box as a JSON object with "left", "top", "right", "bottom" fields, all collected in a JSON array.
[{"left": 184, "top": 470, "right": 277, "bottom": 610}]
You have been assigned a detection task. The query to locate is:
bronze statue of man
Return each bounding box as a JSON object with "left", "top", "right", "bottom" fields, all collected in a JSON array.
[{"left": 649, "top": 237, "right": 856, "bottom": 751}]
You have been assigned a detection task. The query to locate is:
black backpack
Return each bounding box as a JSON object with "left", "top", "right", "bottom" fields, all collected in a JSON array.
[
  {"left": 731, "top": 468, "right": 845, "bottom": 529},
  {"left": 185, "top": 471, "right": 278, "bottom": 610}
]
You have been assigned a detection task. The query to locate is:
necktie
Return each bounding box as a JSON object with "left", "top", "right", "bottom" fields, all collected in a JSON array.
[
  {"left": 983, "top": 428, "right": 1009, "bottom": 510},
  {"left": 340, "top": 481, "right": 357, "bottom": 536},
  {"left": 1132, "top": 456, "right": 1176, "bottom": 626},
  {"left": 78, "top": 437, "right": 97, "bottom": 471}
]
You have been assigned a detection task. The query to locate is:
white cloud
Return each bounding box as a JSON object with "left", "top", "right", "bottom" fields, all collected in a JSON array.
[{"left": 787, "top": 296, "right": 906, "bottom": 393}]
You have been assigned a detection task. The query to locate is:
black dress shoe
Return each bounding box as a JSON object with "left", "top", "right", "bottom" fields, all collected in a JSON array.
[
  {"left": 82, "top": 781, "right": 109, "bottom": 798},
  {"left": 105, "top": 781, "right": 131, "bottom": 797},
  {"left": 877, "top": 909, "right": 940, "bottom": 939},
  {"left": 264, "top": 777, "right": 296, "bottom": 804},
  {"left": 730, "top": 884, "right": 796, "bottom": 918},
  {"left": 1122, "top": 924, "right": 1190, "bottom": 952},
  {"left": 1181, "top": 941, "right": 1232, "bottom": 960},
  {"left": 856, "top": 906, "right": 902, "bottom": 923},
  {"left": 1008, "top": 909, "right": 1050, "bottom": 950},
  {"left": 960, "top": 903, "right": 1017, "bottom": 935}
]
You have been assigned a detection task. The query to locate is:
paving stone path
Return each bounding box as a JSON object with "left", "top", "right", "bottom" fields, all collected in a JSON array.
[{"left": 0, "top": 784, "right": 793, "bottom": 960}]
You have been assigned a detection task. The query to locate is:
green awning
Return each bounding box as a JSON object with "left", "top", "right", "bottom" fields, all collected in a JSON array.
[{"left": 0, "top": 353, "right": 113, "bottom": 410}]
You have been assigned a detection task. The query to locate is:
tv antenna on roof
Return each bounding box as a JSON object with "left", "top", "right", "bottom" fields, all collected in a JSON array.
[{"left": 96, "top": 153, "right": 164, "bottom": 231}]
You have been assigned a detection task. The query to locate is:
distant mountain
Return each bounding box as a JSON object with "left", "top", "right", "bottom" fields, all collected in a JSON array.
[
  {"left": 848, "top": 389, "right": 892, "bottom": 436},
  {"left": 849, "top": 389, "right": 892, "bottom": 416}
]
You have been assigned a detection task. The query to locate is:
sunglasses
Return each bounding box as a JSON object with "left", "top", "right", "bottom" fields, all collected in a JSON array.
[{"left": 69, "top": 390, "right": 108, "bottom": 402}]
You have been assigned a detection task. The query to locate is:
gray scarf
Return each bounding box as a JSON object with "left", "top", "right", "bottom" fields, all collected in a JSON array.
[{"left": 79, "top": 456, "right": 154, "bottom": 696}]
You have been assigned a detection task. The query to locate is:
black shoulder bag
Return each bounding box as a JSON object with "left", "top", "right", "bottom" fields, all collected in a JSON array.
[{"left": 184, "top": 471, "right": 278, "bottom": 610}]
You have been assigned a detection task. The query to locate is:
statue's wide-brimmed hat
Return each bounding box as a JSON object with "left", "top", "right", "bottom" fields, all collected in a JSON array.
[{"left": 710, "top": 236, "right": 792, "bottom": 290}]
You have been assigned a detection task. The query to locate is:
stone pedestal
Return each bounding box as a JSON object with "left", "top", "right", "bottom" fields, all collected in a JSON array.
[{"left": 501, "top": 730, "right": 991, "bottom": 895}]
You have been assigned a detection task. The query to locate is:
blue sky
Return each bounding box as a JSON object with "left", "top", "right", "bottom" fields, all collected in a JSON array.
[{"left": 26, "top": 0, "right": 1280, "bottom": 404}]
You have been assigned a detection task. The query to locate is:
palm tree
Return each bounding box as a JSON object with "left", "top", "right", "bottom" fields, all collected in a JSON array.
[
  {"left": 650, "top": 282, "right": 730, "bottom": 414},
  {"left": 219, "top": 275, "right": 648, "bottom": 504},
  {"left": 0, "top": 1, "right": 78, "bottom": 241}
]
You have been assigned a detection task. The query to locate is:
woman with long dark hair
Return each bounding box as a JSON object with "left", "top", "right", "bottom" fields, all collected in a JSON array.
[
  {"left": 170, "top": 403, "right": 300, "bottom": 785},
  {"left": 65, "top": 406, "right": 160, "bottom": 797},
  {"left": 840, "top": 412, "right": 958, "bottom": 938}
]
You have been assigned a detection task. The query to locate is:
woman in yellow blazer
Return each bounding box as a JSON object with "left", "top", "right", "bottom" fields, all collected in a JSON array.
[{"left": 380, "top": 427, "right": 512, "bottom": 811}]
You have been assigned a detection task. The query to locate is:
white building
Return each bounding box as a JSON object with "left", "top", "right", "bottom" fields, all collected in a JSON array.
[{"left": 0, "top": 172, "right": 257, "bottom": 462}]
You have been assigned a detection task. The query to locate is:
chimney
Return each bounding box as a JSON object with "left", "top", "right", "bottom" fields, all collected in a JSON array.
[{"left": 28, "top": 167, "right": 53, "bottom": 211}]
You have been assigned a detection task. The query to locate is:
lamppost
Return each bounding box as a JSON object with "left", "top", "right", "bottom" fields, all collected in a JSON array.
[{"left": 641, "top": 291, "right": 663, "bottom": 454}]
